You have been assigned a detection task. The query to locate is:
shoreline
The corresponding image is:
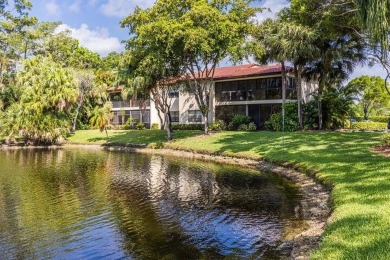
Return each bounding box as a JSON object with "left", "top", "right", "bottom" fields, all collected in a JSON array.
[
  {"left": 65, "top": 144, "right": 331, "bottom": 259},
  {"left": 1, "top": 143, "right": 330, "bottom": 259}
]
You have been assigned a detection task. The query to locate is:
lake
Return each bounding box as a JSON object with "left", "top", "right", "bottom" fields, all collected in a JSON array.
[{"left": 0, "top": 148, "right": 305, "bottom": 259}]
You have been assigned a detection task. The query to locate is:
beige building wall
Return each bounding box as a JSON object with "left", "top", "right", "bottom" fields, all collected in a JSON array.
[
  {"left": 135, "top": 75, "right": 318, "bottom": 128},
  {"left": 302, "top": 80, "right": 319, "bottom": 103}
]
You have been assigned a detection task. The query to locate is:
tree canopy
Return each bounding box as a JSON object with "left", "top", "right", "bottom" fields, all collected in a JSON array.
[{"left": 121, "top": 0, "right": 260, "bottom": 134}]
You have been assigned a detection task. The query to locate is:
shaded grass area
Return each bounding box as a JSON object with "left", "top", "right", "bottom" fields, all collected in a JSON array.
[
  {"left": 166, "top": 131, "right": 389, "bottom": 259},
  {"left": 67, "top": 130, "right": 390, "bottom": 259},
  {"left": 66, "top": 129, "right": 202, "bottom": 147}
]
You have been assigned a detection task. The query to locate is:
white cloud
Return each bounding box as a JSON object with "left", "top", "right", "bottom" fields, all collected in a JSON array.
[
  {"left": 69, "top": 0, "right": 81, "bottom": 12},
  {"left": 45, "top": 1, "right": 61, "bottom": 16},
  {"left": 100, "top": 0, "right": 155, "bottom": 17},
  {"left": 256, "top": 0, "right": 290, "bottom": 22},
  {"left": 56, "top": 24, "right": 124, "bottom": 56},
  {"left": 348, "top": 64, "right": 388, "bottom": 81}
]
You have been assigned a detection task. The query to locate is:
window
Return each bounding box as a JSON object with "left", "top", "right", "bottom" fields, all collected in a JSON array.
[
  {"left": 188, "top": 110, "right": 202, "bottom": 123},
  {"left": 168, "top": 91, "right": 179, "bottom": 98},
  {"left": 170, "top": 111, "right": 179, "bottom": 122}
]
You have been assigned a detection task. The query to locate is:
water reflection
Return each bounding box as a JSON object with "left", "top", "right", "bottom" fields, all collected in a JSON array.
[{"left": 0, "top": 149, "right": 303, "bottom": 259}]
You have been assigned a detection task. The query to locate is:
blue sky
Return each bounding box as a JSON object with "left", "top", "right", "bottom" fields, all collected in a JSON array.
[{"left": 29, "top": 0, "right": 387, "bottom": 80}]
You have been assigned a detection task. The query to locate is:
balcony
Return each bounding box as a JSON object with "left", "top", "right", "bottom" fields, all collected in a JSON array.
[{"left": 112, "top": 99, "right": 151, "bottom": 108}]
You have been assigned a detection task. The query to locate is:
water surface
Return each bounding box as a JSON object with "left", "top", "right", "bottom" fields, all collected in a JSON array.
[{"left": 0, "top": 149, "right": 304, "bottom": 259}]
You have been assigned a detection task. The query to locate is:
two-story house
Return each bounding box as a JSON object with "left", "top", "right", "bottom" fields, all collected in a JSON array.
[{"left": 108, "top": 64, "right": 317, "bottom": 129}]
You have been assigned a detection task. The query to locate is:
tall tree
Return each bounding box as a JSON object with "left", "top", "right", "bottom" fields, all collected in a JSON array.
[
  {"left": 278, "top": 10, "right": 318, "bottom": 129},
  {"left": 253, "top": 18, "right": 318, "bottom": 130},
  {"left": 0, "top": 56, "right": 77, "bottom": 144},
  {"left": 252, "top": 19, "right": 290, "bottom": 131},
  {"left": 354, "top": 0, "right": 390, "bottom": 54},
  {"left": 71, "top": 70, "right": 102, "bottom": 132},
  {"left": 345, "top": 75, "right": 389, "bottom": 119},
  {"left": 288, "top": 0, "right": 366, "bottom": 130},
  {"left": 0, "top": 0, "right": 36, "bottom": 102},
  {"left": 121, "top": 0, "right": 259, "bottom": 135}
]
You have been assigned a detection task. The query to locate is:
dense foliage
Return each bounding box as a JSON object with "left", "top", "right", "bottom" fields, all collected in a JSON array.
[
  {"left": 345, "top": 76, "right": 390, "bottom": 119},
  {"left": 0, "top": 57, "right": 77, "bottom": 144},
  {"left": 265, "top": 102, "right": 299, "bottom": 132},
  {"left": 351, "top": 122, "right": 387, "bottom": 131}
]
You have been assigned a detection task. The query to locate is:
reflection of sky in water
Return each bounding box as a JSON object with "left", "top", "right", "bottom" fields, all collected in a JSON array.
[
  {"left": 0, "top": 149, "right": 302, "bottom": 260},
  {"left": 155, "top": 199, "right": 281, "bottom": 258}
]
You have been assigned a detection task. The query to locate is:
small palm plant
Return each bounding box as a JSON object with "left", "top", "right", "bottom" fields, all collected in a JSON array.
[{"left": 89, "top": 102, "right": 113, "bottom": 138}]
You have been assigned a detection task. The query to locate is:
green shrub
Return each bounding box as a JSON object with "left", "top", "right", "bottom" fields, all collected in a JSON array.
[
  {"left": 265, "top": 102, "right": 299, "bottom": 132},
  {"left": 172, "top": 124, "right": 204, "bottom": 130},
  {"left": 151, "top": 123, "right": 159, "bottom": 130},
  {"left": 209, "top": 120, "right": 226, "bottom": 132},
  {"left": 355, "top": 116, "right": 389, "bottom": 123},
  {"left": 381, "top": 134, "right": 390, "bottom": 147},
  {"left": 135, "top": 122, "right": 146, "bottom": 130},
  {"left": 123, "top": 117, "right": 138, "bottom": 130},
  {"left": 230, "top": 114, "right": 251, "bottom": 130},
  {"left": 351, "top": 122, "right": 387, "bottom": 131},
  {"left": 247, "top": 122, "right": 257, "bottom": 131},
  {"left": 237, "top": 124, "right": 248, "bottom": 131}
]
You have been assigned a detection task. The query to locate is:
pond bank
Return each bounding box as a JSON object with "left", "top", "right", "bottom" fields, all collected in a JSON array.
[{"left": 61, "top": 143, "right": 330, "bottom": 260}]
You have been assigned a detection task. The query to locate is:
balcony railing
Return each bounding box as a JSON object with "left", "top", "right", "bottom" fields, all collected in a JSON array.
[{"left": 112, "top": 100, "right": 151, "bottom": 108}]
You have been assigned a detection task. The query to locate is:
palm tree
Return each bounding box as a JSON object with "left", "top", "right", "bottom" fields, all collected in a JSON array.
[
  {"left": 305, "top": 36, "right": 366, "bottom": 129},
  {"left": 277, "top": 22, "right": 318, "bottom": 129},
  {"left": 354, "top": 0, "right": 390, "bottom": 53},
  {"left": 89, "top": 102, "right": 113, "bottom": 138},
  {"left": 254, "top": 19, "right": 291, "bottom": 131}
]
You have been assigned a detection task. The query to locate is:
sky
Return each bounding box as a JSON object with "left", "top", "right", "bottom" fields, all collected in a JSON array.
[{"left": 29, "top": 0, "right": 388, "bottom": 81}]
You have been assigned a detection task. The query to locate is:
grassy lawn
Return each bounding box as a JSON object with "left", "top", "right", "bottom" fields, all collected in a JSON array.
[
  {"left": 68, "top": 130, "right": 389, "bottom": 259},
  {"left": 167, "top": 131, "right": 389, "bottom": 259},
  {"left": 66, "top": 129, "right": 202, "bottom": 146}
]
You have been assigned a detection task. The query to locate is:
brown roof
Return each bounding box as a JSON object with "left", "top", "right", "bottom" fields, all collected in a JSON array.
[
  {"left": 212, "top": 64, "right": 292, "bottom": 80},
  {"left": 107, "top": 64, "right": 292, "bottom": 91}
]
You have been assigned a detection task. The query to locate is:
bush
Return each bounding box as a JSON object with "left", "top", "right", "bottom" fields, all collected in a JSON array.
[
  {"left": 230, "top": 114, "right": 251, "bottom": 130},
  {"left": 351, "top": 122, "right": 387, "bottom": 131},
  {"left": 123, "top": 117, "right": 138, "bottom": 130},
  {"left": 209, "top": 120, "right": 226, "bottom": 132},
  {"left": 171, "top": 124, "right": 204, "bottom": 130},
  {"left": 265, "top": 102, "right": 299, "bottom": 132},
  {"left": 237, "top": 124, "right": 248, "bottom": 131},
  {"left": 247, "top": 122, "right": 257, "bottom": 131},
  {"left": 381, "top": 134, "right": 390, "bottom": 147},
  {"left": 135, "top": 122, "right": 146, "bottom": 130},
  {"left": 355, "top": 116, "right": 389, "bottom": 123},
  {"left": 151, "top": 123, "right": 159, "bottom": 130}
]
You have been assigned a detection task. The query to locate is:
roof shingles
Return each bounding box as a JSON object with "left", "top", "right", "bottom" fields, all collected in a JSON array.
[{"left": 212, "top": 64, "right": 292, "bottom": 80}]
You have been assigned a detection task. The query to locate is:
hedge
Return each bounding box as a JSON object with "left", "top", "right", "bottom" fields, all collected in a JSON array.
[
  {"left": 382, "top": 134, "right": 390, "bottom": 146},
  {"left": 171, "top": 123, "right": 204, "bottom": 130},
  {"left": 355, "top": 116, "right": 389, "bottom": 123},
  {"left": 351, "top": 122, "right": 387, "bottom": 131}
]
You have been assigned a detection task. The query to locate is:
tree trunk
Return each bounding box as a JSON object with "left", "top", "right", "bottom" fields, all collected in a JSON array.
[
  {"left": 318, "top": 76, "right": 325, "bottom": 130},
  {"left": 281, "top": 61, "right": 286, "bottom": 132},
  {"left": 297, "top": 64, "right": 303, "bottom": 129},
  {"left": 363, "top": 105, "right": 369, "bottom": 120},
  {"left": 166, "top": 112, "right": 173, "bottom": 140},
  {"left": 72, "top": 103, "right": 82, "bottom": 132},
  {"left": 204, "top": 114, "right": 209, "bottom": 135},
  {"left": 104, "top": 126, "right": 109, "bottom": 139},
  {"left": 203, "top": 93, "right": 210, "bottom": 135}
]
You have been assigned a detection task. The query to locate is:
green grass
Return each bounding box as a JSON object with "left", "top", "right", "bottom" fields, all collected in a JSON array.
[
  {"left": 66, "top": 129, "right": 202, "bottom": 146},
  {"left": 167, "top": 131, "right": 389, "bottom": 259},
  {"left": 68, "top": 130, "right": 390, "bottom": 259}
]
